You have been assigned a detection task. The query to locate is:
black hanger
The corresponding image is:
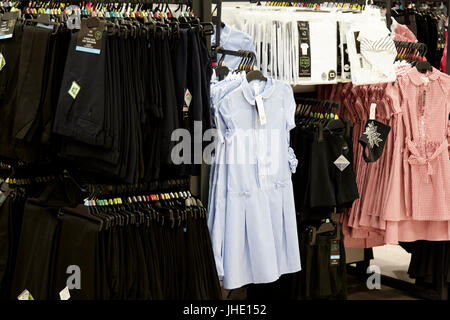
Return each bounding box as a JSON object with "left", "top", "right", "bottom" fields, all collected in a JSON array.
[
  {"left": 246, "top": 69, "right": 267, "bottom": 83},
  {"left": 416, "top": 60, "right": 432, "bottom": 73},
  {"left": 317, "top": 220, "right": 336, "bottom": 235}
]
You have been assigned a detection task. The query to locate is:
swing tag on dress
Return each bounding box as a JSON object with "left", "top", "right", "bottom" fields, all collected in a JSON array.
[
  {"left": 369, "top": 103, "right": 376, "bottom": 120},
  {"left": 253, "top": 84, "right": 267, "bottom": 125}
]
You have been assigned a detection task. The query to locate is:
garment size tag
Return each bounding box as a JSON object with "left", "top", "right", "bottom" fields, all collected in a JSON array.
[
  {"left": 369, "top": 103, "right": 377, "bottom": 120},
  {"left": 36, "top": 23, "right": 54, "bottom": 30},
  {"left": 0, "top": 53, "right": 5, "bottom": 72},
  {"left": 334, "top": 155, "right": 350, "bottom": 171},
  {"left": 17, "top": 289, "right": 34, "bottom": 300},
  {"left": 184, "top": 89, "right": 192, "bottom": 108},
  {"left": 330, "top": 239, "right": 340, "bottom": 266},
  {"left": 253, "top": 84, "right": 266, "bottom": 125},
  {"left": 68, "top": 81, "right": 81, "bottom": 99},
  {"left": 183, "top": 88, "right": 192, "bottom": 119},
  {"left": 59, "top": 286, "right": 71, "bottom": 300},
  {"left": 75, "top": 19, "right": 105, "bottom": 54},
  {"left": 0, "top": 19, "right": 16, "bottom": 40}
]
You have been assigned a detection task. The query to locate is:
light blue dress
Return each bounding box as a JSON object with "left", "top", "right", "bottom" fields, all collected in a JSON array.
[
  {"left": 208, "top": 75, "right": 245, "bottom": 278},
  {"left": 212, "top": 24, "right": 256, "bottom": 70},
  {"left": 209, "top": 76, "right": 301, "bottom": 289}
]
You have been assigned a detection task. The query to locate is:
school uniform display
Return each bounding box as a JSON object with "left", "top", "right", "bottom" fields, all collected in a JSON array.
[
  {"left": 0, "top": 175, "right": 221, "bottom": 300},
  {"left": 0, "top": 14, "right": 212, "bottom": 183},
  {"left": 0, "top": 1, "right": 220, "bottom": 301},
  {"left": 319, "top": 64, "right": 450, "bottom": 248},
  {"left": 2, "top": 0, "right": 449, "bottom": 302},
  {"left": 290, "top": 97, "right": 359, "bottom": 222}
]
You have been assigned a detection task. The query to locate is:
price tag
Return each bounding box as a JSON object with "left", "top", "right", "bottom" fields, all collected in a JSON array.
[
  {"left": 369, "top": 103, "right": 376, "bottom": 120},
  {"left": 59, "top": 286, "right": 71, "bottom": 300},
  {"left": 253, "top": 84, "right": 267, "bottom": 125},
  {"left": 75, "top": 19, "right": 105, "bottom": 54},
  {"left": 0, "top": 19, "right": 16, "bottom": 40},
  {"left": 68, "top": 81, "right": 81, "bottom": 99},
  {"left": 184, "top": 88, "right": 192, "bottom": 108},
  {"left": 334, "top": 155, "right": 350, "bottom": 171},
  {"left": 330, "top": 240, "right": 341, "bottom": 266},
  {"left": 0, "top": 53, "right": 5, "bottom": 71},
  {"left": 17, "top": 289, "right": 34, "bottom": 300}
]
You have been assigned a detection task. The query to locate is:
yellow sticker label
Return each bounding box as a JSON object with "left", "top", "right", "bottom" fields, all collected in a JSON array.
[{"left": 68, "top": 81, "right": 81, "bottom": 99}]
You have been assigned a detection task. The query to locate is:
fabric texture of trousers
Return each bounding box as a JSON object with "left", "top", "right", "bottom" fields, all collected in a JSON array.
[
  {"left": 0, "top": 191, "right": 26, "bottom": 300},
  {"left": 13, "top": 25, "right": 52, "bottom": 144},
  {"left": 10, "top": 201, "right": 60, "bottom": 300},
  {"left": 0, "top": 196, "right": 11, "bottom": 295},
  {"left": 52, "top": 212, "right": 99, "bottom": 300},
  {"left": 0, "top": 22, "right": 24, "bottom": 160},
  {"left": 2, "top": 178, "right": 222, "bottom": 300},
  {"left": 53, "top": 31, "right": 110, "bottom": 148}
]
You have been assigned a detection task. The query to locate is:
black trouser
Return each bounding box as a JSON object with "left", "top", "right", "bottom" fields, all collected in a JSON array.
[
  {"left": 13, "top": 25, "right": 52, "bottom": 145},
  {"left": 0, "top": 22, "right": 24, "bottom": 159},
  {"left": 53, "top": 213, "right": 99, "bottom": 300},
  {"left": 53, "top": 31, "right": 110, "bottom": 148},
  {"left": 0, "top": 196, "right": 11, "bottom": 295},
  {"left": 0, "top": 192, "right": 26, "bottom": 300},
  {"left": 14, "top": 27, "right": 70, "bottom": 162},
  {"left": 10, "top": 202, "right": 60, "bottom": 300}
]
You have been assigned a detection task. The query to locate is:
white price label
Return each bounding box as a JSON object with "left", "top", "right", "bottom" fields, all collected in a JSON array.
[{"left": 59, "top": 286, "right": 71, "bottom": 300}]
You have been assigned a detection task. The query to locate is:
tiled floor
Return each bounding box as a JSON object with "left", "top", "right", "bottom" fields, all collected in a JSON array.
[{"left": 372, "top": 245, "right": 414, "bottom": 283}]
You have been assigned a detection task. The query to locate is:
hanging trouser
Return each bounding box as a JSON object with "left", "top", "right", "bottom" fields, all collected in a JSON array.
[
  {"left": 10, "top": 202, "right": 61, "bottom": 300},
  {"left": 0, "top": 22, "right": 24, "bottom": 159}
]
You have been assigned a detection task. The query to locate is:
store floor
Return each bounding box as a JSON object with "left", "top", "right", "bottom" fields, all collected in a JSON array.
[
  {"left": 347, "top": 274, "right": 419, "bottom": 300},
  {"left": 221, "top": 275, "right": 420, "bottom": 300}
]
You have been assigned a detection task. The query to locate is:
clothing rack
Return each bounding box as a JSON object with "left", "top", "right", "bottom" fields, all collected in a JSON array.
[
  {"left": 389, "top": 0, "right": 450, "bottom": 74},
  {"left": 212, "top": 0, "right": 366, "bottom": 46},
  {"left": 212, "top": 0, "right": 449, "bottom": 75}
]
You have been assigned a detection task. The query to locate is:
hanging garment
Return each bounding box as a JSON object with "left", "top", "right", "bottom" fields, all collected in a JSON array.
[
  {"left": 246, "top": 220, "right": 348, "bottom": 300},
  {"left": 400, "top": 241, "right": 450, "bottom": 285},
  {"left": 6, "top": 178, "right": 221, "bottom": 300},
  {"left": 208, "top": 75, "right": 301, "bottom": 289},
  {"left": 318, "top": 64, "right": 450, "bottom": 247},
  {"left": 0, "top": 14, "right": 212, "bottom": 184},
  {"left": 346, "top": 12, "right": 397, "bottom": 86},
  {"left": 384, "top": 67, "right": 450, "bottom": 222},
  {"left": 212, "top": 24, "right": 256, "bottom": 70},
  {"left": 290, "top": 102, "right": 359, "bottom": 222},
  {"left": 391, "top": 18, "right": 418, "bottom": 43}
]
